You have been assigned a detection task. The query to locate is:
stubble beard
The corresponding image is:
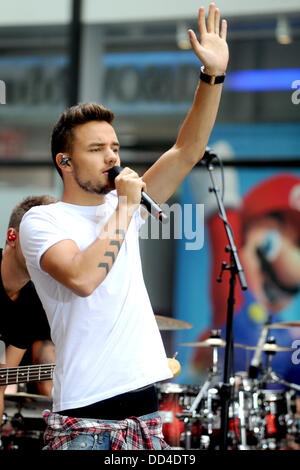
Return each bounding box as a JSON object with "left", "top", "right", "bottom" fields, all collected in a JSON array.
[{"left": 74, "top": 172, "right": 112, "bottom": 196}]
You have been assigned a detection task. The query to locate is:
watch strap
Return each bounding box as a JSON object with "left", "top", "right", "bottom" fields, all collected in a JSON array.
[{"left": 200, "top": 65, "right": 225, "bottom": 85}]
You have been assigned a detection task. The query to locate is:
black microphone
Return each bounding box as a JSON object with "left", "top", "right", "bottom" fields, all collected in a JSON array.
[
  {"left": 108, "top": 166, "right": 168, "bottom": 223},
  {"left": 200, "top": 147, "right": 218, "bottom": 165}
]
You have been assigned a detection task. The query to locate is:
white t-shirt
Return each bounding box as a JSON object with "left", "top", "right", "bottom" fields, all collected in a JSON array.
[{"left": 20, "top": 191, "right": 172, "bottom": 412}]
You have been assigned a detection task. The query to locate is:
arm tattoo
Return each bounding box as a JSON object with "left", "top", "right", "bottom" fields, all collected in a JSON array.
[
  {"left": 110, "top": 240, "right": 121, "bottom": 250},
  {"left": 98, "top": 262, "right": 109, "bottom": 274},
  {"left": 98, "top": 229, "right": 125, "bottom": 274},
  {"left": 104, "top": 251, "right": 115, "bottom": 263},
  {"left": 115, "top": 229, "right": 125, "bottom": 237}
]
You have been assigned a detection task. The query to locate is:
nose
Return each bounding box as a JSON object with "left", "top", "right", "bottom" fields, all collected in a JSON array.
[{"left": 104, "top": 148, "right": 118, "bottom": 166}]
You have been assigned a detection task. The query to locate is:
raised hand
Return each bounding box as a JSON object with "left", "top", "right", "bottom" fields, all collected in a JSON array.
[{"left": 188, "top": 3, "right": 229, "bottom": 76}]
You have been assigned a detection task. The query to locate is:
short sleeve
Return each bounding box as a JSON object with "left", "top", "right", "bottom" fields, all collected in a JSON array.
[{"left": 19, "top": 206, "right": 70, "bottom": 271}]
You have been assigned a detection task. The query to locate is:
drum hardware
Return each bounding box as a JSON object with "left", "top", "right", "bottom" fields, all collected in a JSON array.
[
  {"left": 156, "top": 382, "right": 201, "bottom": 448},
  {"left": 267, "top": 321, "right": 300, "bottom": 329},
  {"left": 1, "top": 392, "right": 51, "bottom": 451},
  {"left": 177, "top": 330, "right": 300, "bottom": 450},
  {"left": 261, "top": 370, "right": 300, "bottom": 394},
  {"left": 1, "top": 412, "right": 8, "bottom": 427},
  {"left": 180, "top": 332, "right": 275, "bottom": 449},
  {"left": 178, "top": 330, "right": 225, "bottom": 449},
  {"left": 237, "top": 388, "right": 248, "bottom": 449},
  {"left": 248, "top": 337, "right": 299, "bottom": 449},
  {"left": 258, "top": 338, "right": 300, "bottom": 393}
]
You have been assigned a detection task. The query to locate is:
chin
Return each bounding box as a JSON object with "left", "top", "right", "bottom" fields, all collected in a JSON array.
[{"left": 99, "top": 185, "right": 113, "bottom": 195}]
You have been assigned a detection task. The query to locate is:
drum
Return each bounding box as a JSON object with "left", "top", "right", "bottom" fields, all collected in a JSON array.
[
  {"left": 258, "top": 389, "right": 291, "bottom": 441},
  {"left": 1, "top": 393, "right": 51, "bottom": 451},
  {"left": 156, "top": 382, "right": 200, "bottom": 448}
]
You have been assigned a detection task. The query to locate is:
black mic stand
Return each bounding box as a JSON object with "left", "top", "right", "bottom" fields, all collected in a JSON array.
[{"left": 201, "top": 148, "right": 248, "bottom": 450}]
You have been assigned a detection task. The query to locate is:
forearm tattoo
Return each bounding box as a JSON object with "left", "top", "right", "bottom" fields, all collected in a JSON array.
[{"left": 98, "top": 229, "right": 125, "bottom": 274}]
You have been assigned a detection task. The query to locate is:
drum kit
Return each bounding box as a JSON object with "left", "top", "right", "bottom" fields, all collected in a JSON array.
[
  {"left": 1, "top": 315, "right": 300, "bottom": 451},
  {"left": 0, "top": 388, "right": 51, "bottom": 451},
  {"left": 155, "top": 317, "right": 300, "bottom": 450}
]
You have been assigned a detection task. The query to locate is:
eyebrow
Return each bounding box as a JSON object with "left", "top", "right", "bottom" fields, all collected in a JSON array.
[{"left": 87, "top": 141, "right": 120, "bottom": 148}]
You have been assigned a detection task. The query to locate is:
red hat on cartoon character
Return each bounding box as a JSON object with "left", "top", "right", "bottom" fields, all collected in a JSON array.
[{"left": 241, "top": 173, "right": 300, "bottom": 227}]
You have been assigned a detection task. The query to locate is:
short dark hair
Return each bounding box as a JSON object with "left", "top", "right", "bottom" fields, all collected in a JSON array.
[
  {"left": 51, "top": 102, "right": 115, "bottom": 178},
  {"left": 8, "top": 195, "right": 58, "bottom": 232}
]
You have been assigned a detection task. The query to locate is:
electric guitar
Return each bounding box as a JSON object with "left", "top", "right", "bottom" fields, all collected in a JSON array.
[
  {"left": 0, "top": 363, "right": 55, "bottom": 386},
  {"left": 0, "top": 356, "right": 180, "bottom": 387}
]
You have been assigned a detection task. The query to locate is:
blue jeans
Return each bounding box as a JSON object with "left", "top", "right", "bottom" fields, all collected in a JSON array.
[{"left": 66, "top": 411, "right": 162, "bottom": 450}]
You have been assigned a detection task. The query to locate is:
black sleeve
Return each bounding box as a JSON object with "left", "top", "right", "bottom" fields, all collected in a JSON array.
[
  {"left": 5, "top": 282, "right": 51, "bottom": 350},
  {"left": 24, "top": 283, "right": 51, "bottom": 344},
  {"left": 4, "top": 319, "right": 30, "bottom": 351}
]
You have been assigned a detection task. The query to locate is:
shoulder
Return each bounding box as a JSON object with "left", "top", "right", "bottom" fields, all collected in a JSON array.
[
  {"left": 20, "top": 202, "right": 74, "bottom": 236},
  {"left": 21, "top": 202, "right": 60, "bottom": 225},
  {"left": 26, "top": 201, "right": 60, "bottom": 216}
]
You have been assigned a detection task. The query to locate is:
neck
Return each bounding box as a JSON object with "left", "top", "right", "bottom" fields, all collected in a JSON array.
[
  {"left": 1, "top": 247, "right": 30, "bottom": 300},
  {"left": 61, "top": 182, "right": 107, "bottom": 206}
]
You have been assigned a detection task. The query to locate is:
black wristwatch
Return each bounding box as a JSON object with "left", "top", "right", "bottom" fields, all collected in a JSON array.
[{"left": 199, "top": 65, "right": 226, "bottom": 85}]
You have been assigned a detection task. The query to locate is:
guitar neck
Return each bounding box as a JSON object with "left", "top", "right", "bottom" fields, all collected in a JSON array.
[{"left": 0, "top": 363, "right": 55, "bottom": 386}]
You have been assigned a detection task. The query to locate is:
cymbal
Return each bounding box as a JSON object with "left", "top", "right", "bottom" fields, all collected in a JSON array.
[
  {"left": 155, "top": 315, "right": 193, "bottom": 331},
  {"left": 267, "top": 321, "right": 300, "bottom": 329},
  {"left": 236, "top": 343, "right": 293, "bottom": 352},
  {"left": 4, "top": 392, "right": 51, "bottom": 403},
  {"left": 180, "top": 340, "right": 292, "bottom": 352},
  {"left": 181, "top": 338, "right": 226, "bottom": 347}
]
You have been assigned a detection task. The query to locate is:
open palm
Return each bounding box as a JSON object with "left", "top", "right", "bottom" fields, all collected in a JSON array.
[{"left": 189, "top": 3, "right": 229, "bottom": 76}]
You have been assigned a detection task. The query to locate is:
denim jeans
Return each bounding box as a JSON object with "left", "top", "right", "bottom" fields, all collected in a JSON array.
[{"left": 65, "top": 411, "right": 162, "bottom": 450}]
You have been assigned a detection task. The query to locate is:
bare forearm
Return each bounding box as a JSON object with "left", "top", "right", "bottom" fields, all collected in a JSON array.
[
  {"left": 175, "top": 78, "right": 223, "bottom": 162},
  {"left": 143, "top": 81, "right": 223, "bottom": 204},
  {"left": 142, "top": 6, "right": 228, "bottom": 204}
]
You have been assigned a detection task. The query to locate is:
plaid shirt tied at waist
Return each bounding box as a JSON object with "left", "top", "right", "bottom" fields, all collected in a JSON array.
[{"left": 43, "top": 410, "right": 171, "bottom": 450}]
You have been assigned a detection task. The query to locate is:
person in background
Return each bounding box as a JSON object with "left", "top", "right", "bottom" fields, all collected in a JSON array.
[{"left": 0, "top": 195, "right": 56, "bottom": 432}]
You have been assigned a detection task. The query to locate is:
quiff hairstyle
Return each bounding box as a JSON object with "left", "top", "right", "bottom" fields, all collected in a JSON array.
[
  {"left": 51, "top": 102, "right": 115, "bottom": 178},
  {"left": 8, "top": 195, "right": 58, "bottom": 232}
]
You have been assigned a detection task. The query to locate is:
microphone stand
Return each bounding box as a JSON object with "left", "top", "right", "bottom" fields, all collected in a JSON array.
[{"left": 201, "top": 148, "right": 248, "bottom": 450}]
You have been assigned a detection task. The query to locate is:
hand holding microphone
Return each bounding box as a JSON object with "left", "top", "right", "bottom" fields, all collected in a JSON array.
[{"left": 108, "top": 166, "right": 168, "bottom": 223}]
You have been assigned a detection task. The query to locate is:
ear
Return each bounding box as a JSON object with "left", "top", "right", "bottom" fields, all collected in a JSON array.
[
  {"left": 7, "top": 228, "right": 17, "bottom": 245},
  {"left": 56, "top": 153, "right": 72, "bottom": 173}
]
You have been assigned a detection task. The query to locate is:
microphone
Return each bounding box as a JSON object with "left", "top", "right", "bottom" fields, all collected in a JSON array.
[
  {"left": 108, "top": 166, "right": 168, "bottom": 223},
  {"left": 200, "top": 147, "right": 218, "bottom": 165}
]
